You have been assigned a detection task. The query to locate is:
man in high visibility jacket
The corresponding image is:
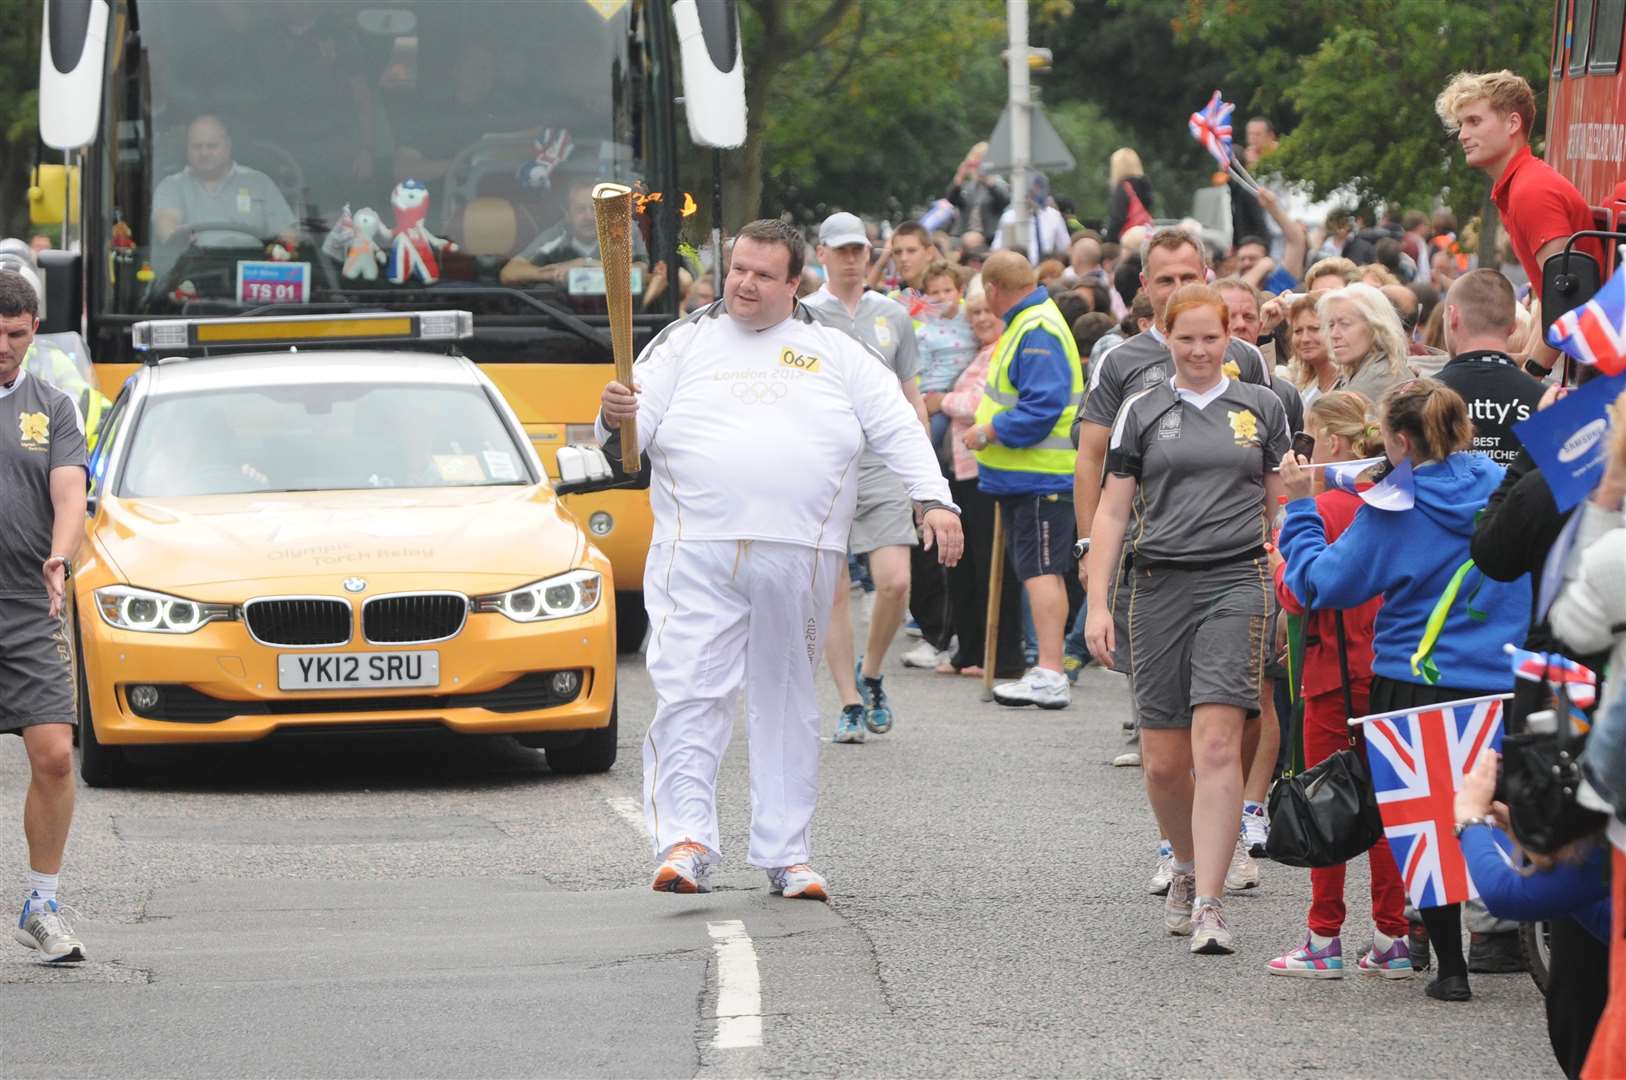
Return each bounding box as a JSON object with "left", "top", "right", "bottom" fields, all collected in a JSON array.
[
  {"left": 25, "top": 337, "right": 110, "bottom": 452},
  {"left": 962, "top": 250, "right": 1081, "bottom": 709}
]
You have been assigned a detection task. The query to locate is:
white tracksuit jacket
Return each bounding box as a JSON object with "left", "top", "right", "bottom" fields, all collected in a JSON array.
[{"left": 597, "top": 299, "right": 955, "bottom": 869}]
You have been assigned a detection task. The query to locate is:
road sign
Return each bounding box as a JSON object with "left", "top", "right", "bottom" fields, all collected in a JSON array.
[{"left": 983, "top": 103, "right": 1076, "bottom": 173}]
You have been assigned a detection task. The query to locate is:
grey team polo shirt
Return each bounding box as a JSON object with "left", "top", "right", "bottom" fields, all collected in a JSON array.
[
  {"left": 0, "top": 369, "right": 86, "bottom": 598},
  {"left": 1077, "top": 327, "right": 1271, "bottom": 438},
  {"left": 1105, "top": 376, "right": 1289, "bottom": 564},
  {"left": 802, "top": 286, "right": 920, "bottom": 480},
  {"left": 152, "top": 163, "right": 297, "bottom": 244}
]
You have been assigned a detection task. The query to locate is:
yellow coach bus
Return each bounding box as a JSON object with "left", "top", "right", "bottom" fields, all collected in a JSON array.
[{"left": 32, "top": 0, "right": 746, "bottom": 649}]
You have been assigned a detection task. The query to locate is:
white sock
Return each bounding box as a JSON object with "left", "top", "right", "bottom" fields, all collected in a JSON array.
[
  {"left": 1243, "top": 800, "right": 1266, "bottom": 818},
  {"left": 1373, "top": 928, "right": 1397, "bottom": 952},
  {"left": 1172, "top": 858, "right": 1195, "bottom": 874},
  {"left": 1310, "top": 930, "right": 1338, "bottom": 949},
  {"left": 26, "top": 869, "right": 58, "bottom": 906}
]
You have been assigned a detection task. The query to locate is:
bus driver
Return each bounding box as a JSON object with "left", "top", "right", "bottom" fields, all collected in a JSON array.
[{"left": 152, "top": 115, "right": 299, "bottom": 251}]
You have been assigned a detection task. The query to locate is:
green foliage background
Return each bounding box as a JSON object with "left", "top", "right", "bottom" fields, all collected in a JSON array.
[
  {"left": 0, "top": 0, "right": 1562, "bottom": 236},
  {"left": 0, "top": 0, "right": 43, "bottom": 238}
]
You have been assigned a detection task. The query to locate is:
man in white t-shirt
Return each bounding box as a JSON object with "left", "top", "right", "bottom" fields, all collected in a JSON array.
[{"left": 598, "top": 219, "right": 962, "bottom": 900}]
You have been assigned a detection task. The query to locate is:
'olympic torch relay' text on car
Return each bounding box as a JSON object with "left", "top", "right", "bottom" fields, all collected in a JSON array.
[{"left": 72, "top": 312, "right": 620, "bottom": 785}]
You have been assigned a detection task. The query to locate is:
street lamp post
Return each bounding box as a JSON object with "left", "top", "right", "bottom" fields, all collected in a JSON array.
[{"left": 1006, "top": 0, "right": 1030, "bottom": 258}]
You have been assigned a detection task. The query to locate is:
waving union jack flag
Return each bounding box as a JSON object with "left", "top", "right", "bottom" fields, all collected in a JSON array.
[
  {"left": 1507, "top": 645, "right": 1598, "bottom": 709},
  {"left": 1189, "top": 91, "right": 1236, "bottom": 168},
  {"left": 1548, "top": 268, "right": 1626, "bottom": 376},
  {"left": 1359, "top": 695, "right": 1506, "bottom": 909}
]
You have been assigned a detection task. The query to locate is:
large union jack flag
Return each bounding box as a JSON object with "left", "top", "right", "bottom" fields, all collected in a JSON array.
[
  {"left": 1360, "top": 695, "right": 1506, "bottom": 909},
  {"left": 1188, "top": 91, "right": 1235, "bottom": 168},
  {"left": 1548, "top": 267, "right": 1626, "bottom": 376}
]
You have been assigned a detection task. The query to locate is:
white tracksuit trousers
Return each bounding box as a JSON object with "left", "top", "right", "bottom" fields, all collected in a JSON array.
[{"left": 641, "top": 538, "right": 842, "bottom": 869}]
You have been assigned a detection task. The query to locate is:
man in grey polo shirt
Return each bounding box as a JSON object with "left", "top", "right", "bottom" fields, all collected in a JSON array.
[
  {"left": 803, "top": 212, "right": 930, "bottom": 745},
  {"left": 0, "top": 271, "right": 88, "bottom": 963},
  {"left": 500, "top": 179, "right": 649, "bottom": 289},
  {"left": 153, "top": 115, "right": 298, "bottom": 251}
]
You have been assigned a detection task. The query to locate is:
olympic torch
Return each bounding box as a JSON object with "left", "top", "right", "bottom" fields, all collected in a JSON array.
[{"left": 592, "top": 182, "right": 640, "bottom": 474}]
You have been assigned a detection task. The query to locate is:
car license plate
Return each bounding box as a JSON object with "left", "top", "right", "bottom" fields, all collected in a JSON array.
[{"left": 277, "top": 651, "right": 439, "bottom": 691}]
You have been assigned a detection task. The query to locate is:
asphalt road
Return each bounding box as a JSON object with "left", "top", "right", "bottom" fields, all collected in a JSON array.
[{"left": 2, "top": 617, "right": 1557, "bottom": 1078}]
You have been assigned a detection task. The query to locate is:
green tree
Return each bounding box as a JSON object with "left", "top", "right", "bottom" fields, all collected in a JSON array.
[
  {"left": 708, "top": 0, "right": 1010, "bottom": 226},
  {"left": 1043, "top": 98, "right": 1133, "bottom": 223},
  {"left": 1176, "top": 0, "right": 1551, "bottom": 226},
  {"left": 0, "top": 0, "right": 43, "bottom": 239},
  {"left": 1039, "top": 0, "right": 1270, "bottom": 220}
]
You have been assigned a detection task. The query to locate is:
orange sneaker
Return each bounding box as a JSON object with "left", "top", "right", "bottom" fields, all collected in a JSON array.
[
  {"left": 651, "top": 840, "right": 714, "bottom": 894},
  {"left": 766, "top": 864, "right": 829, "bottom": 901}
]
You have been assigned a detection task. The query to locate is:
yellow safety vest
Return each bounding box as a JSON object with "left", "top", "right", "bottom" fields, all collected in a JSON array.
[
  {"left": 973, "top": 297, "right": 1082, "bottom": 476},
  {"left": 23, "top": 341, "right": 111, "bottom": 450}
]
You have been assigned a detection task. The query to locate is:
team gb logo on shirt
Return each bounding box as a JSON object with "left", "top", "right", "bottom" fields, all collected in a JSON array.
[{"left": 18, "top": 412, "right": 49, "bottom": 451}]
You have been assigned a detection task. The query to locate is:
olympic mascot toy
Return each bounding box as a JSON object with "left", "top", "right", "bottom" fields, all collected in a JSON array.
[
  {"left": 344, "top": 207, "right": 388, "bottom": 281},
  {"left": 385, "top": 180, "right": 455, "bottom": 285}
]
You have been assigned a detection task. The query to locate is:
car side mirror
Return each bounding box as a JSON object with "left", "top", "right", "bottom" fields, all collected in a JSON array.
[
  {"left": 553, "top": 443, "right": 618, "bottom": 496},
  {"left": 1542, "top": 249, "right": 1602, "bottom": 333}
]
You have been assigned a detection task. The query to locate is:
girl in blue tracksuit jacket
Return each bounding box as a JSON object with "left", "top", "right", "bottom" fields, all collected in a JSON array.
[{"left": 1279, "top": 378, "right": 1531, "bottom": 1004}]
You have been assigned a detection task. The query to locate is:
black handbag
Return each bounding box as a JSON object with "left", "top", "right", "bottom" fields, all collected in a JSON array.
[
  {"left": 1502, "top": 675, "right": 1607, "bottom": 855},
  {"left": 1266, "top": 612, "right": 1386, "bottom": 868}
]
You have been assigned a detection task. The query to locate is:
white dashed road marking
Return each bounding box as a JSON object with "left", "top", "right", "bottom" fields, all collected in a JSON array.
[
  {"left": 606, "top": 796, "right": 648, "bottom": 837},
  {"left": 706, "top": 920, "right": 764, "bottom": 1049}
]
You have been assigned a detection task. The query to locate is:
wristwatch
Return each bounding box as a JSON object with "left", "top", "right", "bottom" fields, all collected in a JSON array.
[
  {"left": 1452, "top": 814, "right": 1495, "bottom": 838},
  {"left": 1071, "top": 537, "right": 1091, "bottom": 560},
  {"left": 1522, "top": 357, "right": 1553, "bottom": 379}
]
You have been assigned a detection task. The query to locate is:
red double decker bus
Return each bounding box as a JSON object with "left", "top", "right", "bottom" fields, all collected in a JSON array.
[{"left": 1547, "top": 1, "right": 1626, "bottom": 237}]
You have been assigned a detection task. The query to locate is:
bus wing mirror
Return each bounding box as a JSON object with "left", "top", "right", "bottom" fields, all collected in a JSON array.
[
  {"left": 39, "top": 0, "right": 112, "bottom": 149},
  {"left": 554, "top": 444, "right": 616, "bottom": 496},
  {"left": 673, "top": 0, "right": 746, "bottom": 149},
  {"left": 1542, "top": 249, "right": 1602, "bottom": 333},
  {"left": 36, "top": 250, "right": 82, "bottom": 335}
]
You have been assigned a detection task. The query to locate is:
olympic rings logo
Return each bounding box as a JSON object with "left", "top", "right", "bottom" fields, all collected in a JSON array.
[{"left": 731, "top": 380, "right": 790, "bottom": 405}]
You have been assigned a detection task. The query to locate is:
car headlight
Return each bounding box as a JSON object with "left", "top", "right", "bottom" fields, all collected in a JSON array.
[
  {"left": 474, "top": 570, "right": 602, "bottom": 623},
  {"left": 94, "top": 585, "right": 236, "bottom": 634}
]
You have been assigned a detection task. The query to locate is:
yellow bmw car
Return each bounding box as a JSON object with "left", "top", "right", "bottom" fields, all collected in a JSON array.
[{"left": 72, "top": 312, "right": 621, "bottom": 785}]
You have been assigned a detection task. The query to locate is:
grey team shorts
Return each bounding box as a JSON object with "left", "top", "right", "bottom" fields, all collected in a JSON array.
[
  {"left": 849, "top": 466, "right": 918, "bottom": 555},
  {"left": 0, "top": 595, "right": 77, "bottom": 734},
  {"left": 1126, "top": 556, "right": 1270, "bottom": 730}
]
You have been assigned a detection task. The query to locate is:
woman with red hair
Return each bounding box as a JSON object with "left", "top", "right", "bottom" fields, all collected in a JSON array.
[{"left": 1086, "top": 284, "right": 1290, "bottom": 956}]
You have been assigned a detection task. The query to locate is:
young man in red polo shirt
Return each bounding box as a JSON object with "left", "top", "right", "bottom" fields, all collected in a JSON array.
[{"left": 1435, "top": 69, "right": 1600, "bottom": 379}]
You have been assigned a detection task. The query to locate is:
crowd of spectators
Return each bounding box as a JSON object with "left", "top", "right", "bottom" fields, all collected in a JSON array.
[{"left": 655, "top": 66, "right": 1626, "bottom": 1080}]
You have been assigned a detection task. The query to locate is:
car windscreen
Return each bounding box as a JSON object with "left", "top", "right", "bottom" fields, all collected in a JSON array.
[{"left": 117, "top": 381, "right": 530, "bottom": 497}]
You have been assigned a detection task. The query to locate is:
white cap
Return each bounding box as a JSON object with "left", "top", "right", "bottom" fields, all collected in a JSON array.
[
  {"left": 0, "top": 237, "right": 36, "bottom": 267},
  {"left": 818, "top": 211, "right": 868, "bottom": 249}
]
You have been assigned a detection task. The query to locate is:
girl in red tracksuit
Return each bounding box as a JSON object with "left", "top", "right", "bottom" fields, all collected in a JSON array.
[{"left": 1265, "top": 391, "right": 1410, "bottom": 979}]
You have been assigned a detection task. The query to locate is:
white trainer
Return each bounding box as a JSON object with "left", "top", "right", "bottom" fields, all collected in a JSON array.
[
  {"left": 1165, "top": 870, "right": 1196, "bottom": 935},
  {"left": 14, "top": 898, "right": 86, "bottom": 963},
  {"left": 1191, "top": 901, "right": 1236, "bottom": 955},
  {"left": 1225, "top": 834, "right": 1261, "bottom": 891},
  {"left": 1149, "top": 840, "right": 1175, "bottom": 895},
  {"left": 1242, "top": 806, "right": 1270, "bottom": 857},
  {"left": 992, "top": 667, "right": 1070, "bottom": 709},
  {"left": 651, "top": 841, "right": 715, "bottom": 894},
  {"left": 900, "top": 640, "right": 947, "bottom": 669},
  {"left": 766, "top": 864, "right": 829, "bottom": 901}
]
